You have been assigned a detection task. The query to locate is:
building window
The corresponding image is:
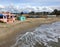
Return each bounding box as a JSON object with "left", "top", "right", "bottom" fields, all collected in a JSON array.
[
  {"left": 7, "top": 15, "right": 9, "bottom": 19},
  {"left": 4, "top": 16, "right": 6, "bottom": 19},
  {"left": 11, "top": 16, "right": 13, "bottom": 18}
]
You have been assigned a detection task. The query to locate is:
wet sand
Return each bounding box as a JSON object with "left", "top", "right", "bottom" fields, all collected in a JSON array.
[
  {"left": 0, "top": 18, "right": 60, "bottom": 47},
  {"left": 0, "top": 28, "right": 36, "bottom": 47}
]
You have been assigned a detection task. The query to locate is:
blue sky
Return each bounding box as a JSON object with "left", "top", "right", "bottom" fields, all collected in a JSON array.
[{"left": 0, "top": 0, "right": 60, "bottom": 7}]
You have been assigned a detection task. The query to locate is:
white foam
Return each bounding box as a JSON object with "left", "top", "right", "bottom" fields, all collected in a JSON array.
[{"left": 11, "top": 22, "right": 60, "bottom": 47}]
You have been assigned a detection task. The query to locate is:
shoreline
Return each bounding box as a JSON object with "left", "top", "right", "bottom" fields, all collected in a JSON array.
[{"left": 0, "top": 18, "right": 60, "bottom": 47}]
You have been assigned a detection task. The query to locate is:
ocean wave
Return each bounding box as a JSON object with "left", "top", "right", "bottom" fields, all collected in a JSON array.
[{"left": 11, "top": 22, "right": 60, "bottom": 47}]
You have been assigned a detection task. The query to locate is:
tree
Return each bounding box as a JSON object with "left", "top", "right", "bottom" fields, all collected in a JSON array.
[
  {"left": 50, "top": 9, "right": 58, "bottom": 15},
  {"left": 20, "top": 12, "right": 24, "bottom": 15},
  {"left": 29, "top": 11, "right": 35, "bottom": 15},
  {"left": 53, "top": 9, "right": 58, "bottom": 15}
]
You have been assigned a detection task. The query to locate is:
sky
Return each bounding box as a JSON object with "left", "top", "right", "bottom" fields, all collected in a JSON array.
[{"left": 0, "top": 0, "right": 60, "bottom": 7}]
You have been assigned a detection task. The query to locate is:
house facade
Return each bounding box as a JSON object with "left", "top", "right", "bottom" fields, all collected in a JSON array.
[{"left": 0, "top": 12, "right": 15, "bottom": 23}]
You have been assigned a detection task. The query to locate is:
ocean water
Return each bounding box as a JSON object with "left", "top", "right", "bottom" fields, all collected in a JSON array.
[{"left": 11, "top": 22, "right": 60, "bottom": 47}]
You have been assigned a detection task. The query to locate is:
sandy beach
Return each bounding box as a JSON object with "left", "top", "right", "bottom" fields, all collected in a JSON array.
[{"left": 0, "top": 18, "right": 60, "bottom": 47}]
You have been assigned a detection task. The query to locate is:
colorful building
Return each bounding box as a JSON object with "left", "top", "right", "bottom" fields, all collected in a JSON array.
[
  {"left": 0, "top": 12, "right": 15, "bottom": 23},
  {"left": 18, "top": 15, "right": 26, "bottom": 21}
]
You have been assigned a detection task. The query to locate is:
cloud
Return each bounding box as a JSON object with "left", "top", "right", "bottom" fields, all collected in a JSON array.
[
  {"left": 0, "top": 5, "right": 5, "bottom": 8},
  {"left": 15, "top": 0, "right": 60, "bottom": 7},
  {"left": 28, "top": 0, "right": 60, "bottom": 3},
  {"left": 0, "top": 0, "right": 60, "bottom": 7}
]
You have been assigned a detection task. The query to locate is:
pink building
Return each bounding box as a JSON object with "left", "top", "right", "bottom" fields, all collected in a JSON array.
[{"left": 0, "top": 12, "right": 15, "bottom": 23}]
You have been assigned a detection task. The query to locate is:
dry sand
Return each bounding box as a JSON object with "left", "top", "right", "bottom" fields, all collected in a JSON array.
[{"left": 0, "top": 18, "right": 60, "bottom": 47}]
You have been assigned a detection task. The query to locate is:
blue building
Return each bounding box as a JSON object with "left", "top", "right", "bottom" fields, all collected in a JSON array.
[{"left": 18, "top": 15, "right": 26, "bottom": 21}]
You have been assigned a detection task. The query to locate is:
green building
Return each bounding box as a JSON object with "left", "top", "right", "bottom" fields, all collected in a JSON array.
[{"left": 18, "top": 15, "right": 26, "bottom": 21}]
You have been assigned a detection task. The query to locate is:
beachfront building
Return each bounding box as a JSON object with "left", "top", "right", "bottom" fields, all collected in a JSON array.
[
  {"left": 0, "top": 12, "right": 15, "bottom": 23},
  {"left": 18, "top": 15, "right": 26, "bottom": 21},
  {"left": 47, "top": 15, "right": 56, "bottom": 18}
]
